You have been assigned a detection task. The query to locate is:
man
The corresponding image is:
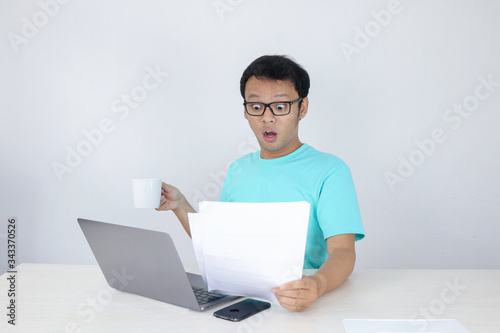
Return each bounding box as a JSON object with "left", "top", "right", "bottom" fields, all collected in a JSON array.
[{"left": 157, "top": 55, "right": 364, "bottom": 311}]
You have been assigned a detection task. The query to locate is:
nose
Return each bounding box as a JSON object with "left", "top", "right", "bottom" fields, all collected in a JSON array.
[{"left": 261, "top": 106, "right": 276, "bottom": 123}]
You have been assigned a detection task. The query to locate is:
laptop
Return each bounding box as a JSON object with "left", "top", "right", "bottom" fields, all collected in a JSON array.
[{"left": 77, "top": 218, "right": 239, "bottom": 311}]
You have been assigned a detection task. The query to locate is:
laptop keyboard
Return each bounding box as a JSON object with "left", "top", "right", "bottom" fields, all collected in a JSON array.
[{"left": 192, "top": 287, "right": 226, "bottom": 305}]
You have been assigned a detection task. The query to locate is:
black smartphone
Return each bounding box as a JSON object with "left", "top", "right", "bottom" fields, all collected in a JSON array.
[{"left": 213, "top": 298, "right": 271, "bottom": 322}]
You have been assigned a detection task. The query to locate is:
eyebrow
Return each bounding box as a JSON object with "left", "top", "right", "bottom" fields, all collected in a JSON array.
[{"left": 246, "top": 93, "right": 290, "bottom": 99}]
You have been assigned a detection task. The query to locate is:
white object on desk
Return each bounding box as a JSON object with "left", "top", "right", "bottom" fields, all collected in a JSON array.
[{"left": 343, "top": 318, "right": 471, "bottom": 333}]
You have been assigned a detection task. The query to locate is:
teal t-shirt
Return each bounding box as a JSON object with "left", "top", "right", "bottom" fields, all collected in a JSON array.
[{"left": 219, "top": 143, "right": 365, "bottom": 269}]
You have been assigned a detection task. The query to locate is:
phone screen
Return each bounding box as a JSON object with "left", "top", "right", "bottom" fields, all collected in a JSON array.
[{"left": 213, "top": 298, "right": 271, "bottom": 322}]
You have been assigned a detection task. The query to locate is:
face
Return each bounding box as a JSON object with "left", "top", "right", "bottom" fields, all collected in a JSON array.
[{"left": 244, "top": 76, "right": 308, "bottom": 159}]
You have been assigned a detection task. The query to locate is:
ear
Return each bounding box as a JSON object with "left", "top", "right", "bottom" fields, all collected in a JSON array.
[
  {"left": 244, "top": 107, "right": 248, "bottom": 120},
  {"left": 299, "top": 97, "right": 309, "bottom": 120}
]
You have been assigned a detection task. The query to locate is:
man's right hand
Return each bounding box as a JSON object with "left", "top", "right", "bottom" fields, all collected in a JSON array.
[
  {"left": 156, "top": 183, "right": 184, "bottom": 212},
  {"left": 156, "top": 182, "right": 196, "bottom": 237}
]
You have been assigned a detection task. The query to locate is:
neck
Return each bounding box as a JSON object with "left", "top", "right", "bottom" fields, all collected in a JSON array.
[{"left": 260, "top": 140, "right": 303, "bottom": 159}]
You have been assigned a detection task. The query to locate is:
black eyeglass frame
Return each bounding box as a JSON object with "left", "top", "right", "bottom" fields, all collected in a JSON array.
[{"left": 243, "top": 97, "right": 303, "bottom": 116}]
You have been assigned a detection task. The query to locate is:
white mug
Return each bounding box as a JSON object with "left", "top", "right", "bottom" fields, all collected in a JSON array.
[{"left": 132, "top": 178, "right": 162, "bottom": 209}]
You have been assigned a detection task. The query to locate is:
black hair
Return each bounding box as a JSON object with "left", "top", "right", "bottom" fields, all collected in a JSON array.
[{"left": 240, "top": 55, "right": 310, "bottom": 99}]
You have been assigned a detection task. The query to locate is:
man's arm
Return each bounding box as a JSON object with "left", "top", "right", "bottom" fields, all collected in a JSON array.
[
  {"left": 271, "top": 233, "right": 356, "bottom": 312},
  {"left": 156, "top": 183, "right": 196, "bottom": 237}
]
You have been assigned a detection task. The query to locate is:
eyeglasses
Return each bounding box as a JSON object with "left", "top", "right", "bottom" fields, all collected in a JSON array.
[{"left": 243, "top": 97, "right": 303, "bottom": 116}]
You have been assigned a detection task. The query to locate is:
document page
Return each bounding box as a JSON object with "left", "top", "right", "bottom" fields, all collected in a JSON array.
[{"left": 189, "top": 201, "right": 310, "bottom": 305}]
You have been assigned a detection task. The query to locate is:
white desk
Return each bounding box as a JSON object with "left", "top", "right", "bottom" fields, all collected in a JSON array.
[{"left": 1, "top": 264, "right": 499, "bottom": 332}]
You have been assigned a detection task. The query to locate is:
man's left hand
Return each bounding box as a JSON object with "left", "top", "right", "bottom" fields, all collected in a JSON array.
[{"left": 271, "top": 275, "right": 323, "bottom": 312}]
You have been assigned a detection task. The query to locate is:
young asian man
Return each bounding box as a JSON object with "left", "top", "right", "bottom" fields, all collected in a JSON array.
[{"left": 157, "top": 55, "right": 364, "bottom": 311}]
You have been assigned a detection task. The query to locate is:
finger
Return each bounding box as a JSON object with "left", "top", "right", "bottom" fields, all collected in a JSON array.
[
  {"left": 279, "top": 279, "right": 310, "bottom": 291},
  {"left": 161, "top": 182, "right": 172, "bottom": 192},
  {"left": 274, "top": 288, "right": 309, "bottom": 300},
  {"left": 282, "top": 303, "right": 306, "bottom": 312},
  {"left": 276, "top": 295, "right": 308, "bottom": 311},
  {"left": 156, "top": 197, "right": 169, "bottom": 211}
]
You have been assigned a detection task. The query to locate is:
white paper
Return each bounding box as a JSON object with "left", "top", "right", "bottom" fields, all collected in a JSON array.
[
  {"left": 188, "top": 201, "right": 310, "bottom": 305},
  {"left": 342, "top": 319, "right": 471, "bottom": 333}
]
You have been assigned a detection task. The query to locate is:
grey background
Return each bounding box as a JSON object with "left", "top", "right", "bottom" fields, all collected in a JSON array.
[{"left": 1, "top": 0, "right": 499, "bottom": 273}]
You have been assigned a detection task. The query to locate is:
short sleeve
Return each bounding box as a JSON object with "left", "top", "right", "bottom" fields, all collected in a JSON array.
[{"left": 317, "top": 162, "right": 365, "bottom": 241}]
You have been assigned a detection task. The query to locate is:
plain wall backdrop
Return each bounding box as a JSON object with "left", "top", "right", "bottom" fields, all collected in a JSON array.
[{"left": 1, "top": 0, "right": 499, "bottom": 274}]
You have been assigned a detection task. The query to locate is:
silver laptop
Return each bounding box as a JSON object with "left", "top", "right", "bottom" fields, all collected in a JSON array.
[{"left": 77, "top": 218, "right": 238, "bottom": 311}]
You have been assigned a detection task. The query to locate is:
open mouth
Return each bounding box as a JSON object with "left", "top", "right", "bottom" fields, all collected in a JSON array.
[
  {"left": 262, "top": 129, "right": 277, "bottom": 142},
  {"left": 264, "top": 130, "right": 276, "bottom": 137}
]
